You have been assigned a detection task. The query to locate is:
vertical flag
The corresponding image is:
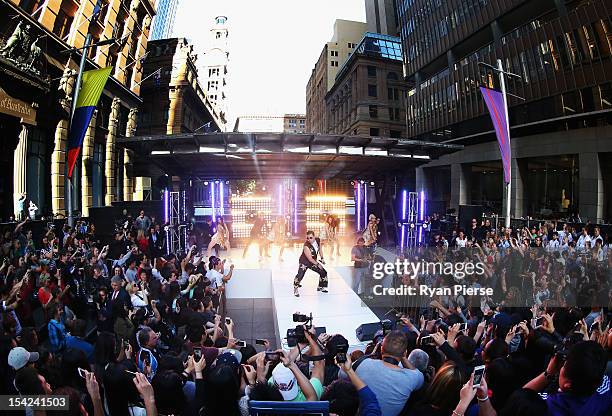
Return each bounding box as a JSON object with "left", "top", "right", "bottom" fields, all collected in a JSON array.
[
  {"left": 480, "top": 86, "right": 511, "bottom": 184},
  {"left": 67, "top": 67, "right": 113, "bottom": 178}
]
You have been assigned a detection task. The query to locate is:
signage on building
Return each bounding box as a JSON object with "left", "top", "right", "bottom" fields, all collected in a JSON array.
[{"left": 0, "top": 88, "right": 36, "bottom": 125}]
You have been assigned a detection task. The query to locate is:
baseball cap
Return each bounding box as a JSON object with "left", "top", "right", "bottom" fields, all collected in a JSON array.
[
  {"left": 271, "top": 362, "right": 298, "bottom": 400},
  {"left": 8, "top": 347, "right": 39, "bottom": 371},
  {"left": 213, "top": 352, "right": 240, "bottom": 372}
]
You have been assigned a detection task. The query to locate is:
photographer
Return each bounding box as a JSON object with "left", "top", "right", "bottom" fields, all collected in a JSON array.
[
  {"left": 344, "top": 330, "right": 424, "bottom": 416},
  {"left": 524, "top": 341, "right": 610, "bottom": 415}
]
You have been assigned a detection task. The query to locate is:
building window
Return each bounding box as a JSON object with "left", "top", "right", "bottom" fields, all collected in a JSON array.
[
  {"left": 368, "top": 84, "right": 377, "bottom": 97},
  {"left": 369, "top": 105, "right": 378, "bottom": 118},
  {"left": 26, "top": 127, "right": 47, "bottom": 214},
  {"left": 92, "top": 142, "right": 105, "bottom": 208},
  {"left": 367, "top": 66, "right": 376, "bottom": 77},
  {"left": 369, "top": 128, "right": 379, "bottom": 136}
]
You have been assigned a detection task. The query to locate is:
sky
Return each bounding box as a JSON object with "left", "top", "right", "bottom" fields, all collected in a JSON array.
[{"left": 173, "top": 0, "right": 366, "bottom": 127}]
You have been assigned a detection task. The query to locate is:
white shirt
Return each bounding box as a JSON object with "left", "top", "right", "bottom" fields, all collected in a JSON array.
[{"left": 206, "top": 269, "right": 224, "bottom": 289}]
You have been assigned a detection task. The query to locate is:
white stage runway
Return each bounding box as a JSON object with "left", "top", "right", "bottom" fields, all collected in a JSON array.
[{"left": 222, "top": 245, "right": 380, "bottom": 349}]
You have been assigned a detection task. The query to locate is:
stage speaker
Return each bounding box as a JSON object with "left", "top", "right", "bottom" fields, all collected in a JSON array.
[
  {"left": 458, "top": 205, "right": 484, "bottom": 232},
  {"left": 356, "top": 322, "right": 382, "bottom": 342}
]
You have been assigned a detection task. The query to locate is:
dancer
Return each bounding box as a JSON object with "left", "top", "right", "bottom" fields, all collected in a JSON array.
[
  {"left": 207, "top": 217, "right": 230, "bottom": 258},
  {"left": 271, "top": 215, "right": 289, "bottom": 261},
  {"left": 293, "top": 230, "right": 328, "bottom": 297},
  {"left": 242, "top": 212, "right": 268, "bottom": 260}
]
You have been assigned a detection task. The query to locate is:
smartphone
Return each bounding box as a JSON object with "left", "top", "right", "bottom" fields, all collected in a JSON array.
[
  {"left": 255, "top": 339, "right": 267, "bottom": 346},
  {"left": 225, "top": 318, "right": 231, "bottom": 325},
  {"left": 235, "top": 340, "right": 247, "bottom": 348},
  {"left": 420, "top": 335, "right": 435, "bottom": 346},
  {"left": 265, "top": 351, "right": 280, "bottom": 362},
  {"left": 193, "top": 347, "right": 202, "bottom": 360},
  {"left": 77, "top": 368, "right": 87, "bottom": 379},
  {"left": 473, "top": 365, "right": 486, "bottom": 385}
]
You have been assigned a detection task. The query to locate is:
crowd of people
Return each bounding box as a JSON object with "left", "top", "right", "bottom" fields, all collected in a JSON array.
[{"left": 0, "top": 208, "right": 610, "bottom": 416}]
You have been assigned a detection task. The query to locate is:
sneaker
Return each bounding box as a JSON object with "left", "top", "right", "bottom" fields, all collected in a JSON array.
[{"left": 294, "top": 287, "right": 300, "bottom": 297}]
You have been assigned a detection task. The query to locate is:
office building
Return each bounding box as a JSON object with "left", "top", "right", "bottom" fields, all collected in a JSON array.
[
  {"left": 364, "top": 0, "right": 399, "bottom": 37},
  {"left": 326, "top": 32, "right": 406, "bottom": 138},
  {"left": 201, "top": 15, "right": 229, "bottom": 131},
  {"left": 0, "top": 0, "right": 155, "bottom": 220},
  {"left": 137, "top": 38, "right": 224, "bottom": 136},
  {"left": 396, "top": 0, "right": 612, "bottom": 222},
  {"left": 306, "top": 19, "right": 367, "bottom": 133},
  {"left": 150, "top": 0, "right": 179, "bottom": 40}
]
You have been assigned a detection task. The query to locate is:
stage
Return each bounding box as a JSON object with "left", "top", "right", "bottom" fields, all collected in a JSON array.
[{"left": 221, "top": 245, "right": 381, "bottom": 350}]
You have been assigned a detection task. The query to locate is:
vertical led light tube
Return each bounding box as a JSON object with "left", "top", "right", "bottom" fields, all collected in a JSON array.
[
  {"left": 293, "top": 183, "right": 298, "bottom": 233},
  {"left": 211, "top": 182, "right": 216, "bottom": 222},
  {"left": 278, "top": 183, "right": 283, "bottom": 216},
  {"left": 356, "top": 182, "right": 361, "bottom": 231},
  {"left": 163, "top": 189, "right": 169, "bottom": 224},
  {"left": 220, "top": 181, "right": 225, "bottom": 215},
  {"left": 401, "top": 190, "right": 407, "bottom": 249},
  {"left": 364, "top": 182, "right": 368, "bottom": 224}
]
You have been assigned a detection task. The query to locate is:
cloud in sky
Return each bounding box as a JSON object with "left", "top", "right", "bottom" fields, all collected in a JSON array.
[{"left": 173, "top": 0, "right": 366, "bottom": 126}]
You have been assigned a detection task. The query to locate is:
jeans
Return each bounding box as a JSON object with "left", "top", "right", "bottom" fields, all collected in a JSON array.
[{"left": 352, "top": 267, "right": 369, "bottom": 295}]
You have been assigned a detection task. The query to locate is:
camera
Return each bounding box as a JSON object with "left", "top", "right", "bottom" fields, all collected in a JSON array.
[
  {"left": 335, "top": 340, "right": 349, "bottom": 364},
  {"left": 554, "top": 333, "right": 583, "bottom": 360}
]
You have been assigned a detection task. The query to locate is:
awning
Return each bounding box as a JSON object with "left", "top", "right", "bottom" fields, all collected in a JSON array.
[{"left": 117, "top": 132, "right": 463, "bottom": 180}]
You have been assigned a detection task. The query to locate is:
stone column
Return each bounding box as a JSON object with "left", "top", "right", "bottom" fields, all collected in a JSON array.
[
  {"left": 51, "top": 119, "right": 68, "bottom": 215},
  {"left": 105, "top": 97, "right": 121, "bottom": 205},
  {"left": 509, "top": 158, "right": 527, "bottom": 219},
  {"left": 13, "top": 124, "right": 29, "bottom": 220},
  {"left": 81, "top": 112, "right": 97, "bottom": 217},
  {"left": 450, "top": 163, "right": 470, "bottom": 212},
  {"left": 579, "top": 152, "right": 604, "bottom": 223},
  {"left": 123, "top": 149, "right": 133, "bottom": 201}
]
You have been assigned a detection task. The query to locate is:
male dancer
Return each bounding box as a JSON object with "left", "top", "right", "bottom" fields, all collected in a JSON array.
[{"left": 293, "top": 230, "right": 328, "bottom": 297}]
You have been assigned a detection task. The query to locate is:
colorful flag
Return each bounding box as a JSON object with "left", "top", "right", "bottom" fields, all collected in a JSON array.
[
  {"left": 480, "top": 86, "right": 511, "bottom": 184},
  {"left": 67, "top": 67, "right": 113, "bottom": 178}
]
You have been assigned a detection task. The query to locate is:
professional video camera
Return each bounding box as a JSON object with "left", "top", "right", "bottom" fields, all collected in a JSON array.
[{"left": 286, "top": 312, "right": 313, "bottom": 347}]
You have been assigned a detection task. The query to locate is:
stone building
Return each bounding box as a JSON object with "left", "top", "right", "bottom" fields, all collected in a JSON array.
[
  {"left": 0, "top": 0, "right": 155, "bottom": 220},
  {"left": 306, "top": 19, "right": 367, "bottom": 133},
  {"left": 325, "top": 32, "right": 406, "bottom": 138},
  {"left": 137, "top": 37, "right": 223, "bottom": 136}
]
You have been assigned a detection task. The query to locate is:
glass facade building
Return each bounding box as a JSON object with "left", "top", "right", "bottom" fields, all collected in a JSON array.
[
  {"left": 397, "top": 0, "right": 612, "bottom": 143},
  {"left": 150, "top": 0, "right": 180, "bottom": 41}
]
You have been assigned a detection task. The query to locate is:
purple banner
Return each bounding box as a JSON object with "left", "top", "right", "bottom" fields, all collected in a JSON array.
[{"left": 480, "top": 87, "right": 511, "bottom": 184}]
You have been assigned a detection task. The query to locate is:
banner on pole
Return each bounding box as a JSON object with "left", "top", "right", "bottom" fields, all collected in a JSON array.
[
  {"left": 480, "top": 86, "right": 511, "bottom": 184},
  {"left": 67, "top": 67, "right": 113, "bottom": 179}
]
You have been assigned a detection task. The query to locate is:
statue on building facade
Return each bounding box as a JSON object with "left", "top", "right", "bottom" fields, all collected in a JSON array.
[
  {"left": 110, "top": 97, "right": 121, "bottom": 127},
  {"left": 127, "top": 107, "right": 138, "bottom": 136},
  {"left": 1, "top": 20, "right": 46, "bottom": 76},
  {"left": 58, "top": 66, "right": 77, "bottom": 113}
]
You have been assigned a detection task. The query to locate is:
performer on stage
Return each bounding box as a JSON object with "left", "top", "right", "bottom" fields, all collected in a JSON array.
[
  {"left": 242, "top": 212, "right": 269, "bottom": 260},
  {"left": 207, "top": 217, "right": 230, "bottom": 258},
  {"left": 293, "top": 230, "right": 328, "bottom": 297}
]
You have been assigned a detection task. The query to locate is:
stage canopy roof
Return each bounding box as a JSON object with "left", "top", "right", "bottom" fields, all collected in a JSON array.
[{"left": 117, "top": 132, "right": 462, "bottom": 180}]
